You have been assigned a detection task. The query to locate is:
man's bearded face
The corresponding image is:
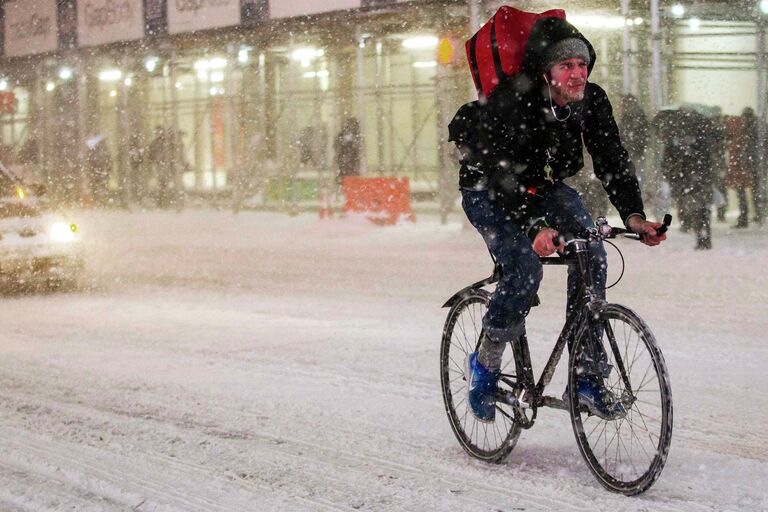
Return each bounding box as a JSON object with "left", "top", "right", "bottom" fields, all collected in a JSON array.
[{"left": 547, "top": 57, "right": 588, "bottom": 105}]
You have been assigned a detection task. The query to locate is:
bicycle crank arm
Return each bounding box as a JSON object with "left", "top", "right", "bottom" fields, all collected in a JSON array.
[{"left": 495, "top": 389, "right": 530, "bottom": 409}]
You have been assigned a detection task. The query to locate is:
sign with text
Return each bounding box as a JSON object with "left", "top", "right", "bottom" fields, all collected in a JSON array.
[
  {"left": 58, "top": 0, "right": 78, "bottom": 49},
  {"left": 269, "top": 0, "right": 360, "bottom": 19},
  {"left": 168, "top": 0, "right": 240, "bottom": 34},
  {"left": 3, "top": 0, "right": 58, "bottom": 57},
  {"left": 78, "top": 0, "right": 144, "bottom": 47},
  {"left": 241, "top": 0, "right": 269, "bottom": 24},
  {"left": 145, "top": 0, "right": 168, "bottom": 37}
]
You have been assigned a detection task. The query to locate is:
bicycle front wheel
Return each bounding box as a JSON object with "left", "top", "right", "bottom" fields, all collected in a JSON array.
[
  {"left": 568, "top": 303, "right": 673, "bottom": 495},
  {"left": 440, "top": 290, "right": 522, "bottom": 463}
]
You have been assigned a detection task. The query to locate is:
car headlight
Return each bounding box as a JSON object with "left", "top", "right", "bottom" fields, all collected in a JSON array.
[{"left": 50, "top": 222, "right": 78, "bottom": 243}]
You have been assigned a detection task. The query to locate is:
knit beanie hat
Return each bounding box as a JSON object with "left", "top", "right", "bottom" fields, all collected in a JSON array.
[{"left": 542, "top": 37, "right": 591, "bottom": 72}]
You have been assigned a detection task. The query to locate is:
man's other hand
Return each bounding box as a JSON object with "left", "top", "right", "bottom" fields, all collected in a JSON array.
[
  {"left": 533, "top": 227, "right": 560, "bottom": 256},
  {"left": 627, "top": 216, "right": 667, "bottom": 246}
]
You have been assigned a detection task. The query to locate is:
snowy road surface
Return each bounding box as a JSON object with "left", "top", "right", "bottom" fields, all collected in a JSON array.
[{"left": 1, "top": 209, "right": 767, "bottom": 511}]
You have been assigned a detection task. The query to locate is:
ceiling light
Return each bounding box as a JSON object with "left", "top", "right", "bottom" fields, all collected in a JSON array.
[
  {"left": 402, "top": 36, "right": 438, "bottom": 50},
  {"left": 99, "top": 69, "right": 123, "bottom": 82}
]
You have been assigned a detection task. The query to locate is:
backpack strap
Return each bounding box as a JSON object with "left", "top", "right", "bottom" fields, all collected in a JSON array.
[
  {"left": 490, "top": 18, "right": 504, "bottom": 88},
  {"left": 468, "top": 32, "right": 483, "bottom": 95}
]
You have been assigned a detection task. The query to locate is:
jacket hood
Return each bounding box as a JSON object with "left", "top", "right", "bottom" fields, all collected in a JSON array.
[{"left": 522, "top": 17, "right": 596, "bottom": 80}]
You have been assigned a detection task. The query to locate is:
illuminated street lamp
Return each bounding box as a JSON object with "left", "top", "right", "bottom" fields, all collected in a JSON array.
[
  {"left": 59, "top": 67, "right": 73, "bottom": 80},
  {"left": 671, "top": 4, "right": 685, "bottom": 17},
  {"left": 238, "top": 47, "right": 250, "bottom": 64},
  {"left": 145, "top": 57, "right": 159, "bottom": 73}
]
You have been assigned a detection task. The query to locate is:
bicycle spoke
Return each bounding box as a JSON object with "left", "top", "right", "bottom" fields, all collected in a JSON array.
[
  {"left": 632, "top": 398, "right": 663, "bottom": 411},
  {"left": 569, "top": 306, "right": 671, "bottom": 494},
  {"left": 625, "top": 418, "right": 655, "bottom": 462},
  {"left": 448, "top": 354, "right": 465, "bottom": 375},
  {"left": 441, "top": 294, "right": 521, "bottom": 462},
  {"left": 636, "top": 362, "right": 658, "bottom": 392},
  {"left": 617, "top": 428, "right": 643, "bottom": 478}
]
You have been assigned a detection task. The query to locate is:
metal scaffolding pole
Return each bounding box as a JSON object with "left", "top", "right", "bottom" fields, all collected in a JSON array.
[
  {"left": 621, "top": 0, "right": 631, "bottom": 95},
  {"left": 169, "top": 49, "right": 183, "bottom": 210},
  {"left": 469, "top": 0, "right": 481, "bottom": 32},
  {"left": 117, "top": 62, "right": 128, "bottom": 207},
  {"left": 757, "top": 13, "right": 767, "bottom": 220},
  {"left": 650, "top": 0, "right": 663, "bottom": 113},
  {"left": 355, "top": 26, "right": 368, "bottom": 175}
]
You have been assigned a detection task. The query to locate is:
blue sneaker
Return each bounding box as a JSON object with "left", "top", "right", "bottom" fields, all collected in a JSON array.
[
  {"left": 576, "top": 377, "right": 626, "bottom": 420},
  {"left": 465, "top": 352, "right": 499, "bottom": 422}
]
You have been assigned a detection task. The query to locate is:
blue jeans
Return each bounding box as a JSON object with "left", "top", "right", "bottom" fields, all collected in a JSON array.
[{"left": 461, "top": 182, "right": 607, "bottom": 332}]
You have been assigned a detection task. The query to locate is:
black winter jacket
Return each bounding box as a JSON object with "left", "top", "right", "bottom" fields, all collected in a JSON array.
[{"left": 449, "top": 17, "right": 645, "bottom": 235}]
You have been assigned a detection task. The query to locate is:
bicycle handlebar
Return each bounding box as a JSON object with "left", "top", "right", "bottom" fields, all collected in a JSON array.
[{"left": 552, "top": 213, "right": 672, "bottom": 247}]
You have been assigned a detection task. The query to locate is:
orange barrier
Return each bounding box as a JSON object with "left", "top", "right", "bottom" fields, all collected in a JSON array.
[{"left": 342, "top": 176, "right": 416, "bottom": 225}]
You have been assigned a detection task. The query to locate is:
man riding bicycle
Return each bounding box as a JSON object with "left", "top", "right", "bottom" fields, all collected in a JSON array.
[{"left": 448, "top": 16, "right": 667, "bottom": 422}]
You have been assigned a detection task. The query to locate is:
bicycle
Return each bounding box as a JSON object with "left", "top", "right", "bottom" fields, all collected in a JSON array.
[{"left": 440, "top": 215, "right": 673, "bottom": 495}]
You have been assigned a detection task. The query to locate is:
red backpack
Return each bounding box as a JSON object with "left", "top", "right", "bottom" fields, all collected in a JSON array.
[{"left": 466, "top": 6, "right": 565, "bottom": 98}]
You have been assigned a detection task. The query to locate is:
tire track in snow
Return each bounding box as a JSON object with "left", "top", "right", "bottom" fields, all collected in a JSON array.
[
  {"left": 0, "top": 369, "right": 581, "bottom": 512},
  {"left": 0, "top": 371, "right": 704, "bottom": 512}
]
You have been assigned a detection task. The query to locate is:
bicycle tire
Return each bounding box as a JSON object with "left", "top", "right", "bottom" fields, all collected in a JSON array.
[
  {"left": 440, "top": 290, "right": 522, "bottom": 463},
  {"left": 568, "top": 303, "right": 673, "bottom": 495}
]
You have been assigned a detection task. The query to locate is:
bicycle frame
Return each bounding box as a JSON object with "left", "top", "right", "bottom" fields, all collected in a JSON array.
[{"left": 497, "top": 238, "right": 634, "bottom": 420}]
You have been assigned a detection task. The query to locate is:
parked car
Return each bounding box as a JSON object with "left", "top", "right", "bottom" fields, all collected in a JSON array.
[{"left": 0, "top": 162, "right": 84, "bottom": 290}]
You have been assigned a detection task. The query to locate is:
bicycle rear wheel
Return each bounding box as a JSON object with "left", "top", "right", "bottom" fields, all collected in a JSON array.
[
  {"left": 568, "top": 303, "right": 673, "bottom": 495},
  {"left": 440, "top": 290, "right": 522, "bottom": 463}
]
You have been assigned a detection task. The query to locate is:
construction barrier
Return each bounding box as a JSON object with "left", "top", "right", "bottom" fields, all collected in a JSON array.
[{"left": 341, "top": 176, "right": 416, "bottom": 225}]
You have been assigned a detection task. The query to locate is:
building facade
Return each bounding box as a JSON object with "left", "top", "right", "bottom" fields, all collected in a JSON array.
[{"left": 0, "top": 0, "right": 765, "bottom": 214}]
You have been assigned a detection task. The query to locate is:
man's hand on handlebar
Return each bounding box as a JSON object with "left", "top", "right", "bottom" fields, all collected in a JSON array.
[
  {"left": 627, "top": 216, "right": 667, "bottom": 246},
  {"left": 533, "top": 227, "right": 560, "bottom": 256}
]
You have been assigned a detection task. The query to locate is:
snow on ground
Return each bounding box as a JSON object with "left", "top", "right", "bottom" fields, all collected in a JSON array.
[{"left": 1, "top": 208, "right": 767, "bottom": 511}]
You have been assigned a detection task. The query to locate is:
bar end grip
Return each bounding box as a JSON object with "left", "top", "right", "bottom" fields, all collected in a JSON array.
[{"left": 655, "top": 214, "right": 672, "bottom": 236}]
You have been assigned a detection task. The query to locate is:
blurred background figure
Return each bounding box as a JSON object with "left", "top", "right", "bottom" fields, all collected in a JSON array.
[
  {"left": 298, "top": 126, "right": 318, "bottom": 170},
  {"left": 147, "top": 126, "right": 187, "bottom": 209},
  {"left": 725, "top": 107, "right": 764, "bottom": 228},
  {"left": 619, "top": 94, "right": 651, "bottom": 216},
  {"left": 619, "top": 94, "right": 650, "bottom": 173},
  {"left": 656, "top": 106, "right": 715, "bottom": 249},
  {"left": 146, "top": 126, "right": 168, "bottom": 207},
  {"left": 127, "top": 132, "right": 146, "bottom": 207},
  {"left": 655, "top": 108, "right": 689, "bottom": 230},
  {"left": 168, "top": 128, "right": 188, "bottom": 211},
  {"left": 232, "top": 132, "right": 266, "bottom": 213},
  {"left": 333, "top": 117, "right": 362, "bottom": 196},
  {"left": 86, "top": 134, "right": 112, "bottom": 207},
  {"left": 708, "top": 106, "right": 728, "bottom": 222}
]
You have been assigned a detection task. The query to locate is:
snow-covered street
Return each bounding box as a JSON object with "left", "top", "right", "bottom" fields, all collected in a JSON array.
[{"left": 1, "top": 209, "right": 767, "bottom": 511}]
